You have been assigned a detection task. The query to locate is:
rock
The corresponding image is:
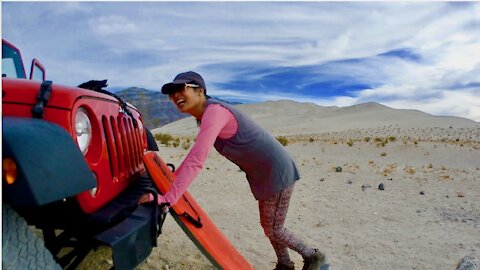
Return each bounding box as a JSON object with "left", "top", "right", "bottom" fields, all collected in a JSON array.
[
  {"left": 346, "top": 179, "right": 353, "bottom": 184},
  {"left": 455, "top": 255, "right": 479, "bottom": 270},
  {"left": 362, "top": 184, "right": 371, "bottom": 191},
  {"left": 420, "top": 191, "right": 425, "bottom": 195},
  {"left": 458, "top": 192, "right": 465, "bottom": 197},
  {"left": 378, "top": 183, "right": 385, "bottom": 190}
]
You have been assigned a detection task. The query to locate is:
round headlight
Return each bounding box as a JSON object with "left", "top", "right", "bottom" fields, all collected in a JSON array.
[{"left": 75, "top": 107, "right": 92, "bottom": 154}]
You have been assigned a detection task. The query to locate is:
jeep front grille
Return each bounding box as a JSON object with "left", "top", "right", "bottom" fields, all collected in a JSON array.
[{"left": 101, "top": 115, "right": 143, "bottom": 181}]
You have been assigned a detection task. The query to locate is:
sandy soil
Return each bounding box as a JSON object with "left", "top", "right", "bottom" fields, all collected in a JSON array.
[{"left": 132, "top": 135, "right": 480, "bottom": 270}]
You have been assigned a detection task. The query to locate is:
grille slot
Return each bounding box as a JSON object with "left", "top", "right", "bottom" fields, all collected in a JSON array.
[
  {"left": 125, "top": 118, "right": 136, "bottom": 171},
  {"left": 110, "top": 116, "right": 125, "bottom": 176},
  {"left": 119, "top": 117, "right": 132, "bottom": 174},
  {"left": 102, "top": 116, "right": 118, "bottom": 178},
  {"left": 128, "top": 118, "right": 141, "bottom": 167}
]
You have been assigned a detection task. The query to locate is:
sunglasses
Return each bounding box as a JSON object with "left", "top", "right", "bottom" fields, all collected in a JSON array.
[
  {"left": 168, "top": 83, "right": 201, "bottom": 96},
  {"left": 185, "top": 83, "right": 200, "bottom": 88}
]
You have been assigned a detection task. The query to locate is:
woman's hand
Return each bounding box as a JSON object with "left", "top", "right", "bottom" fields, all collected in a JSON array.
[
  {"left": 138, "top": 194, "right": 170, "bottom": 213},
  {"left": 159, "top": 203, "right": 171, "bottom": 214},
  {"left": 137, "top": 193, "right": 154, "bottom": 205}
]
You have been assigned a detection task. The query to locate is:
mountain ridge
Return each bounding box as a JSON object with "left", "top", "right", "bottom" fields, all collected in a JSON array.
[{"left": 115, "top": 87, "right": 242, "bottom": 129}]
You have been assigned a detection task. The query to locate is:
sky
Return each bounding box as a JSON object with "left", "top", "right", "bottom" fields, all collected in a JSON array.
[{"left": 2, "top": 1, "right": 480, "bottom": 122}]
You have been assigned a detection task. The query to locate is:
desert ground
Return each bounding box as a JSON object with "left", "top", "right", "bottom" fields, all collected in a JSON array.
[{"left": 79, "top": 100, "right": 480, "bottom": 270}]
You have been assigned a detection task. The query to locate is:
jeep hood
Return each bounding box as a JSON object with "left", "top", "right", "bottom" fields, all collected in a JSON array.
[{"left": 2, "top": 78, "right": 118, "bottom": 109}]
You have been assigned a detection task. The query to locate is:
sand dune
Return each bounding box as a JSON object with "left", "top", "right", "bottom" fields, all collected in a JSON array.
[{"left": 153, "top": 100, "right": 479, "bottom": 136}]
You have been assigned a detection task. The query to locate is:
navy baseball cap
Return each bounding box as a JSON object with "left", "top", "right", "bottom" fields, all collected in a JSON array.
[{"left": 161, "top": 71, "right": 207, "bottom": 94}]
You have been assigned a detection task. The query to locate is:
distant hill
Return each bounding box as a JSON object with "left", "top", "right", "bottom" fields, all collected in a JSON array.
[
  {"left": 116, "top": 87, "right": 187, "bottom": 129},
  {"left": 116, "top": 87, "right": 241, "bottom": 129}
]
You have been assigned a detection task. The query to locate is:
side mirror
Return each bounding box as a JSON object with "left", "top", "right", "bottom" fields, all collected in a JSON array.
[{"left": 29, "top": 58, "right": 46, "bottom": 81}]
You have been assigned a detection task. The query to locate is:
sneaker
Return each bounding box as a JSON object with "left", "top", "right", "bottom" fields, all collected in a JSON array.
[
  {"left": 274, "top": 261, "right": 295, "bottom": 270},
  {"left": 302, "top": 249, "right": 325, "bottom": 270}
]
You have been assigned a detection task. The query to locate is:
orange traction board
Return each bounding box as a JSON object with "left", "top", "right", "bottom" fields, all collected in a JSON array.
[{"left": 143, "top": 151, "right": 255, "bottom": 270}]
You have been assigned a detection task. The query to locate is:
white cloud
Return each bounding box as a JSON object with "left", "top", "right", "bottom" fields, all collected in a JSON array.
[
  {"left": 381, "top": 89, "right": 480, "bottom": 121},
  {"left": 89, "top": 16, "right": 138, "bottom": 36},
  {"left": 49, "top": 2, "right": 92, "bottom": 15}
]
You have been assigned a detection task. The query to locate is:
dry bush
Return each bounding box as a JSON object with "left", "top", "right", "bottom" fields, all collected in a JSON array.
[
  {"left": 405, "top": 166, "right": 416, "bottom": 175},
  {"left": 383, "top": 164, "right": 397, "bottom": 176},
  {"left": 154, "top": 133, "right": 174, "bottom": 146},
  {"left": 276, "top": 136, "right": 288, "bottom": 146}
]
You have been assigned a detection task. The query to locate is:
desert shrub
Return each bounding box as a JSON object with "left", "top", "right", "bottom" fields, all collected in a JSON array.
[
  {"left": 172, "top": 138, "right": 180, "bottom": 148},
  {"left": 347, "top": 140, "right": 354, "bottom": 147},
  {"left": 182, "top": 141, "right": 191, "bottom": 150},
  {"left": 375, "top": 138, "right": 388, "bottom": 147},
  {"left": 364, "top": 137, "right": 371, "bottom": 142},
  {"left": 405, "top": 166, "right": 416, "bottom": 175},
  {"left": 381, "top": 152, "right": 387, "bottom": 157},
  {"left": 383, "top": 164, "right": 396, "bottom": 176},
  {"left": 388, "top": 136, "right": 397, "bottom": 142},
  {"left": 276, "top": 136, "right": 288, "bottom": 146},
  {"left": 155, "top": 133, "right": 174, "bottom": 146}
]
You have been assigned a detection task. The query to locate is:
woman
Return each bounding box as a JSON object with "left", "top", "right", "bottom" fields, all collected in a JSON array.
[{"left": 140, "top": 71, "right": 325, "bottom": 270}]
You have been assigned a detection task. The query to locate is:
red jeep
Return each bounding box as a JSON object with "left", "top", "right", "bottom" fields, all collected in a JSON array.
[{"left": 2, "top": 39, "right": 164, "bottom": 269}]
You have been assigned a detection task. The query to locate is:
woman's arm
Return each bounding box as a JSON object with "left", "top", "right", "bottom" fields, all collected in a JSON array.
[{"left": 156, "top": 104, "right": 237, "bottom": 205}]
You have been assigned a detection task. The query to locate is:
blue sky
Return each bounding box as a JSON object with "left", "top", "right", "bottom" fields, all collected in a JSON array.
[{"left": 2, "top": 1, "right": 480, "bottom": 121}]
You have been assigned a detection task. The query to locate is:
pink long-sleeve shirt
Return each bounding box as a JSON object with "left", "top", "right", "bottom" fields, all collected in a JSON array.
[{"left": 154, "top": 104, "right": 238, "bottom": 205}]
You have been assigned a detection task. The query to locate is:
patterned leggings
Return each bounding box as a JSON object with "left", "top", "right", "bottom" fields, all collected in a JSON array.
[{"left": 258, "top": 183, "right": 315, "bottom": 264}]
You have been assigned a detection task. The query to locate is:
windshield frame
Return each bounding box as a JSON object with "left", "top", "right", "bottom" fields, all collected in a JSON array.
[{"left": 2, "top": 39, "right": 27, "bottom": 79}]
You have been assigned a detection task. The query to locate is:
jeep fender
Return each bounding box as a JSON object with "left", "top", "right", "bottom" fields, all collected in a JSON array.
[{"left": 2, "top": 117, "right": 96, "bottom": 207}]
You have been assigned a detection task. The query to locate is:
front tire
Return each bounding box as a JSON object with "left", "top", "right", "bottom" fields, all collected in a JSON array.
[{"left": 2, "top": 204, "right": 61, "bottom": 270}]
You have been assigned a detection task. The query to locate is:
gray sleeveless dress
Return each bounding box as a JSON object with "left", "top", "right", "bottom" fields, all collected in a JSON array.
[{"left": 207, "top": 99, "right": 300, "bottom": 200}]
